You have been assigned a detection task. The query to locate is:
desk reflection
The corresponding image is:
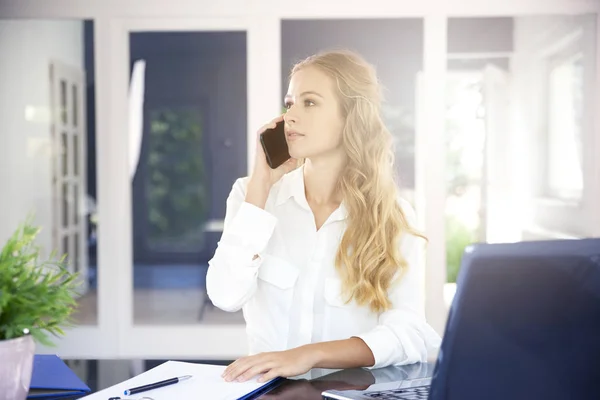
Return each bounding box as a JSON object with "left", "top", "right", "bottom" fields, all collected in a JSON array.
[{"left": 257, "top": 362, "right": 435, "bottom": 400}]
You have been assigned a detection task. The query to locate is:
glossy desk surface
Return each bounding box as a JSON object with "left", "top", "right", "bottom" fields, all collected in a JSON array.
[
  {"left": 256, "top": 362, "right": 435, "bottom": 399},
  {"left": 69, "top": 359, "right": 435, "bottom": 399}
]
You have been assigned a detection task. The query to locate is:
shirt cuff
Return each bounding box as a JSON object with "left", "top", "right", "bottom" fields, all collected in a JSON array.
[{"left": 226, "top": 201, "right": 278, "bottom": 254}]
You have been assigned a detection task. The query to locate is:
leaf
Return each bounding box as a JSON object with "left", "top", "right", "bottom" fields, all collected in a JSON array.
[{"left": 0, "top": 219, "right": 79, "bottom": 345}]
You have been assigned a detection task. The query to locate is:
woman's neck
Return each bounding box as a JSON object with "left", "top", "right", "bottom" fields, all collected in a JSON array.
[{"left": 303, "top": 152, "right": 346, "bottom": 206}]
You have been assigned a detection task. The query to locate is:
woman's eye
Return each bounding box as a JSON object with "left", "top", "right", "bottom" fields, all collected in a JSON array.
[
  {"left": 304, "top": 99, "right": 315, "bottom": 107},
  {"left": 284, "top": 101, "right": 293, "bottom": 109}
]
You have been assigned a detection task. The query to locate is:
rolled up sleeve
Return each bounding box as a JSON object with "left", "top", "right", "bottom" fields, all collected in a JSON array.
[{"left": 206, "top": 178, "right": 278, "bottom": 312}]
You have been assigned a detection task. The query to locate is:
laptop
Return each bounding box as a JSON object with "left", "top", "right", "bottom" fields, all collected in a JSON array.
[{"left": 322, "top": 238, "right": 600, "bottom": 400}]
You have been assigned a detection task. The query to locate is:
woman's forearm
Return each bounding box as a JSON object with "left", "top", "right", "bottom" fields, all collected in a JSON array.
[{"left": 307, "top": 337, "right": 375, "bottom": 369}]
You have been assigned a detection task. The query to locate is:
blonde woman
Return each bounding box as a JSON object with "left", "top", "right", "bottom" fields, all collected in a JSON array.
[{"left": 207, "top": 49, "right": 441, "bottom": 383}]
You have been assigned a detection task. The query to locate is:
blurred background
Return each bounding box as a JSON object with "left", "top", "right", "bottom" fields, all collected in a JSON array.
[{"left": 0, "top": 0, "right": 598, "bottom": 386}]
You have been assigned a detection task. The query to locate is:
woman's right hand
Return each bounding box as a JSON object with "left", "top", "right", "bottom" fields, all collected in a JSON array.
[{"left": 246, "top": 115, "right": 298, "bottom": 208}]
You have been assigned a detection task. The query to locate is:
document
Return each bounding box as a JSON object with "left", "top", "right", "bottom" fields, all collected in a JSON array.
[{"left": 81, "top": 361, "right": 279, "bottom": 400}]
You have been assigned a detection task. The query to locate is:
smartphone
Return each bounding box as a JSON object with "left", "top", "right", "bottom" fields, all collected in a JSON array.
[{"left": 259, "top": 120, "right": 291, "bottom": 169}]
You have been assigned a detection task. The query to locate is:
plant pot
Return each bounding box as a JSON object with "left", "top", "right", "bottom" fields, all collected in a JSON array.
[{"left": 0, "top": 335, "right": 35, "bottom": 400}]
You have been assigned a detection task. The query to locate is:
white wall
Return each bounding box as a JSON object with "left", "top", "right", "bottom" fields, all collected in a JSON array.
[
  {"left": 0, "top": 20, "right": 83, "bottom": 255},
  {"left": 512, "top": 14, "right": 596, "bottom": 238}
]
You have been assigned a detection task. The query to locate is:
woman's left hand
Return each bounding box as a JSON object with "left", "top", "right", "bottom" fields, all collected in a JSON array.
[{"left": 222, "top": 346, "right": 319, "bottom": 383}]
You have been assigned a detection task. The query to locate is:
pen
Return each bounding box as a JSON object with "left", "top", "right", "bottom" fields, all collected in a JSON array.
[{"left": 123, "top": 375, "right": 192, "bottom": 395}]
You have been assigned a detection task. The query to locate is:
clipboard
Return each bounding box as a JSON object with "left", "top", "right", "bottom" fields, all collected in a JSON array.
[{"left": 81, "top": 361, "right": 282, "bottom": 400}]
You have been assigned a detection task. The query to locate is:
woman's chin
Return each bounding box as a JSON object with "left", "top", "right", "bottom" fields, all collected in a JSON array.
[{"left": 288, "top": 149, "right": 305, "bottom": 160}]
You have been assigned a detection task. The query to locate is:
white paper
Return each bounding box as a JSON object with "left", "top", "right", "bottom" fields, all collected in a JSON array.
[{"left": 81, "top": 361, "right": 276, "bottom": 400}]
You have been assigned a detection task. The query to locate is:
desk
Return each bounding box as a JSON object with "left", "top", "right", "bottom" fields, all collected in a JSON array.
[
  {"left": 65, "top": 359, "right": 435, "bottom": 399},
  {"left": 257, "top": 362, "right": 435, "bottom": 399}
]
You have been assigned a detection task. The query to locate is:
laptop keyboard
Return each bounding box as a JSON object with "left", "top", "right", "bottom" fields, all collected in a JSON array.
[{"left": 363, "top": 386, "right": 430, "bottom": 400}]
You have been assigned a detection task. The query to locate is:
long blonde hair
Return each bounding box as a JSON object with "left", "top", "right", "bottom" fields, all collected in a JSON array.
[{"left": 291, "top": 50, "right": 425, "bottom": 313}]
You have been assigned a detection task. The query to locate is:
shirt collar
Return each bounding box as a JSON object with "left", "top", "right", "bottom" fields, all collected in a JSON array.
[
  {"left": 276, "top": 165, "right": 307, "bottom": 208},
  {"left": 275, "top": 165, "right": 348, "bottom": 222}
]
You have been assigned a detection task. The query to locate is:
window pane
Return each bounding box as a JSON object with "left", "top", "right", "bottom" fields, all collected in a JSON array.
[
  {"left": 62, "top": 182, "right": 69, "bottom": 227},
  {"left": 73, "top": 134, "right": 79, "bottom": 176},
  {"left": 281, "top": 18, "right": 423, "bottom": 203},
  {"left": 74, "top": 233, "right": 80, "bottom": 273},
  {"left": 0, "top": 19, "right": 99, "bottom": 326},
  {"left": 547, "top": 55, "right": 584, "bottom": 199},
  {"left": 443, "top": 15, "right": 596, "bottom": 300},
  {"left": 63, "top": 235, "right": 70, "bottom": 264},
  {"left": 72, "top": 84, "right": 78, "bottom": 127},
  {"left": 73, "top": 183, "right": 79, "bottom": 224},
  {"left": 62, "top": 132, "right": 68, "bottom": 176},
  {"left": 129, "top": 31, "right": 247, "bottom": 326},
  {"left": 60, "top": 79, "right": 68, "bottom": 124}
]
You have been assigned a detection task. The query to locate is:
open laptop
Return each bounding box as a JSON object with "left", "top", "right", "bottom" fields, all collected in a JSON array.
[{"left": 322, "top": 238, "right": 600, "bottom": 400}]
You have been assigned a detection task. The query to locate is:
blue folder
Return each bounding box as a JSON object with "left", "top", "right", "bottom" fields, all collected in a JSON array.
[
  {"left": 27, "top": 355, "right": 91, "bottom": 399},
  {"left": 237, "top": 377, "right": 283, "bottom": 400}
]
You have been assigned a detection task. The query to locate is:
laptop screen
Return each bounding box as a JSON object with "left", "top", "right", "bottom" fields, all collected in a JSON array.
[{"left": 429, "top": 238, "right": 600, "bottom": 400}]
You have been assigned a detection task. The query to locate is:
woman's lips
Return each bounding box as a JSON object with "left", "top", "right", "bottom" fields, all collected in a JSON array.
[{"left": 286, "top": 131, "right": 305, "bottom": 141}]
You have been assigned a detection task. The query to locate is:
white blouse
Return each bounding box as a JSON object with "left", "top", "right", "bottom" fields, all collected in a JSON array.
[{"left": 206, "top": 166, "right": 441, "bottom": 369}]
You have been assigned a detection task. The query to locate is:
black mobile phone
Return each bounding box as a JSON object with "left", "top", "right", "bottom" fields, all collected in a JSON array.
[{"left": 259, "top": 120, "right": 291, "bottom": 169}]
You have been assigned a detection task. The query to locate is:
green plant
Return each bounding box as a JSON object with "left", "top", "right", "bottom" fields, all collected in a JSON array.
[
  {"left": 446, "top": 215, "right": 477, "bottom": 283},
  {"left": 146, "top": 107, "right": 209, "bottom": 248},
  {"left": 0, "top": 219, "right": 79, "bottom": 346}
]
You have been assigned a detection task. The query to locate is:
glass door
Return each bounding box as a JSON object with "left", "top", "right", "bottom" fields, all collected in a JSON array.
[{"left": 106, "top": 17, "right": 281, "bottom": 360}]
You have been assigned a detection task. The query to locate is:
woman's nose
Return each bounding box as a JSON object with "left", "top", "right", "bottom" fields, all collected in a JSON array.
[{"left": 283, "top": 110, "right": 297, "bottom": 125}]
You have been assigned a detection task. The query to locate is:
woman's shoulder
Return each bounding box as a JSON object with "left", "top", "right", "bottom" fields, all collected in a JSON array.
[
  {"left": 396, "top": 195, "right": 418, "bottom": 226},
  {"left": 228, "top": 175, "right": 288, "bottom": 204}
]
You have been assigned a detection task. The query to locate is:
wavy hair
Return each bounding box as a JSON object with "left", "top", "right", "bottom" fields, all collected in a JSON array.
[{"left": 291, "top": 50, "right": 425, "bottom": 313}]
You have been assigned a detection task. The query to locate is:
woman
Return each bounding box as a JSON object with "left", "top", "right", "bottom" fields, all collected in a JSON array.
[{"left": 206, "top": 49, "right": 441, "bottom": 383}]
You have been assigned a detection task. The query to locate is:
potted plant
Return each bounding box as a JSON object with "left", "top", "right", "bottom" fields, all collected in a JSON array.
[{"left": 0, "top": 219, "right": 79, "bottom": 400}]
